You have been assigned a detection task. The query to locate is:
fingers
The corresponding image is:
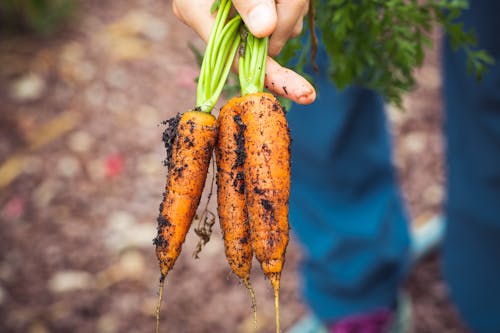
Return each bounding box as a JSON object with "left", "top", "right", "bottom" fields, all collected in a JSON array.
[
  {"left": 265, "top": 57, "right": 316, "bottom": 104},
  {"left": 172, "top": 0, "right": 215, "bottom": 42},
  {"left": 231, "top": 0, "right": 313, "bottom": 104},
  {"left": 232, "top": 0, "right": 278, "bottom": 38},
  {"left": 172, "top": 0, "right": 316, "bottom": 105},
  {"left": 268, "top": 0, "right": 309, "bottom": 57}
]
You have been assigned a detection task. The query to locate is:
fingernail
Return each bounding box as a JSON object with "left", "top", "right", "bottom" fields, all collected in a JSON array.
[{"left": 247, "top": 4, "right": 274, "bottom": 37}]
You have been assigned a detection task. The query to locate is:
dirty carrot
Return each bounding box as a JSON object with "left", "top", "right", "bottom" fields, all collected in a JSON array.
[
  {"left": 215, "top": 96, "right": 257, "bottom": 322},
  {"left": 153, "top": 111, "right": 217, "bottom": 330},
  {"left": 241, "top": 92, "right": 290, "bottom": 333},
  {"left": 239, "top": 30, "right": 290, "bottom": 333},
  {"left": 154, "top": 111, "right": 217, "bottom": 277},
  {"left": 153, "top": 0, "right": 241, "bottom": 331}
]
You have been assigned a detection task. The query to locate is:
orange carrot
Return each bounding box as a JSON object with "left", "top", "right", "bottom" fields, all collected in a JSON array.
[
  {"left": 153, "top": 110, "right": 217, "bottom": 331},
  {"left": 215, "top": 96, "right": 257, "bottom": 321},
  {"left": 240, "top": 92, "right": 290, "bottom": 333},
  {"left": 154, "top": 111, "right": 217, "bottom": 278},
  {"left": 152, "top": 0, "right": 243, "bottom": 330}
]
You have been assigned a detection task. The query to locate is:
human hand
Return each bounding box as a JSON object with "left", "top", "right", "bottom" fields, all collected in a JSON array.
[{"left": 172, "top": 0, "right": 316, "bottom": 104}]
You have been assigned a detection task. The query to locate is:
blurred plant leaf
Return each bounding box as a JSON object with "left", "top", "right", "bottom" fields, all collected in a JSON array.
[
  {"left": 278, "top": 0, "right": 494, "bottom": 107},
  {"left": 0, "top": 0, "right": 75, "bottom": 35}
]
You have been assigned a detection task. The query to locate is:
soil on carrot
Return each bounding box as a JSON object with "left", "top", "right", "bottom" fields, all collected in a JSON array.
[
  {"left": 161, "top": 113, "right": 182, "bottom": 167},
  {"left": 233, "top": 114, "right": 246, "bottom": 171},
  {"left": 0, "top": 1, "right": 470, "bottom": 332}
]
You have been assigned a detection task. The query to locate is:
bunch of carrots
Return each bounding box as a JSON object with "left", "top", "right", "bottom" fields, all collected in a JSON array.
[{"left": 153, "top": 1, "right": 290, "bottom": 332}]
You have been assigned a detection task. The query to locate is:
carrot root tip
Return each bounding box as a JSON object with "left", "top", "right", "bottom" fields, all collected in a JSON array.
[
  {"left": 243, "top": 278, "right": 257, "bottom": 326},
  {"left": 155, "top": 278, "right": 166, "bottom": 333}
]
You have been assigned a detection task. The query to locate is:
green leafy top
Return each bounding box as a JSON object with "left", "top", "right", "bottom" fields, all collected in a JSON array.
[
  {"left": 196, "top": 0, "right": 241, "bottom": 113},
  {"left": 278, "top": 0, "right": 494, "bottom": 107},
  {"left": 239, "top": 27, "right": 268, "bottom": 95}
]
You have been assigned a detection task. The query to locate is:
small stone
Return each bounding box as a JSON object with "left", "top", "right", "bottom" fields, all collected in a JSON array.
[
  {"left": 68, "top": 131, "right": 94, "bottom": 153},
  {"left": 104, "top": 211, "right": 153, "bottom": 251},
  {"left": 9, "top": 73, "right": 46, "bottom": 102},
  {"left": 106, "top": 67, "right": 129, "bottom": 89},
  {"left": 97, "top": 315, "right": 118, "bottom": 333},
  {"left": 57, "top": 156, "right": 81, "bottom": 178},
  {"left": 386, "top": 98, "right": 411, "bottom": 127},
  {"left": 424, "top": 184, "right": 444, "bottom": 205},
  {"left": 107, "top": 210, "right": 135, "bottom": 228},
  {"left": 48, "top": 270, "right": 94, "bottom": 293},
  {"left": 99, "top": 13, "right": 151, "bottom": 61},
  {"left": 118, "top": 251, "right": 145, "bottom": 278},
  {"left": 402, "top": 132, "right": 426, "bottom": 154},
  {"left": 417, "top": 66, "right": 441, "bottom": 90},
  {"left": 58, "top": 42, "right": 95, "bottom": 84},
  {"left": 136, "top": 153, "right": 162, "bottom": 176},
  {"left": 60, "top": 42, "right": 85, "bottom": 64},
  {"left": 33, "top": 180, "right": 63, "bottom": 208},
  {"left": 141, "top": 15, "right": 168, "bottom": 41}
]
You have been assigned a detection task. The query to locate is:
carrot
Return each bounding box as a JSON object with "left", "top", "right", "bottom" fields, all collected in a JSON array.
[
  {"left": 154, "top": 110, "right": 217, "bottom": 278},
  {"left": 215, "top": 96, "right": 257, "bottom": 322},
  {"left": 153, "top": 1, "right": 241, "bottom": 331},
  {"left": 153, "top": 110, "right": 217, "bottom": 332},
  {"left": 234, "top": 27, "right": 291, "bottom": 332},
  {"left": 240, "top": 92, "right": 290, "bottom": 333}
]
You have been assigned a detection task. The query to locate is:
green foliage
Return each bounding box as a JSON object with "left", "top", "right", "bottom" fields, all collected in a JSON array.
[
  {"left": 0, "top": 0, "right": 75, "bottom": 35},
  {"left": 210, "top": 0, "right": 222, "bottom": 14},
  {"left": 189, "top": 42, "right": 241, "bottom": 100},
  {"left": 278, "top": 0, "right": 494, "bottom": 107},
  {"left": 196, "top": 0, "right": 242, "bottom": 112}
]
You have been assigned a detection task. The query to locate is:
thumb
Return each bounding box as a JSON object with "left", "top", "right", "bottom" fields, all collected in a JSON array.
[{"left": 232, "top": 0, "right": 277, "bottom": 38}]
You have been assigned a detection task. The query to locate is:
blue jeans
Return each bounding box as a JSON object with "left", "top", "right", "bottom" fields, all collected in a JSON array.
[
  {"left": 442, "top": 1, "right": 500, "bottom": 332},
  {"left": 287, "top": 1, "right": 500, "bottom": 331},
  {"left": 287, "top": 54, "right": 411, "bottom": 321}
]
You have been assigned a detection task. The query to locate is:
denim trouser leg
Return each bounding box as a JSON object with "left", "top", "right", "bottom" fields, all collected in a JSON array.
[
  {"left": 442, "top": 1, "right": 500, "bottom": 332},
  {"left": 287, "top": 60, "right": 411, "bottom": 322}
]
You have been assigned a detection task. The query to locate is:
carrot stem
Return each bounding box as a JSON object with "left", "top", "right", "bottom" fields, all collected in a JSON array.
[
  {"left": 198, "top": 0, "right": 228, "bottom": 104},
  {"left": 239, "top": 31, "right": 268, "bottom": 95},
  {"left": 196, "top": 0, "right": 242, "bottom": 113},
  {"left": 257, "top": 37, "right": 268, "bottom": 92},
  {"left": 208, "top": 0, "right": 231, "bottom": 67},
  {"left": 203, "top": 30, "right": 241, "bottom": 112},
  {"left": 209, "top": 15, "right": 242, "bottom": 93}
]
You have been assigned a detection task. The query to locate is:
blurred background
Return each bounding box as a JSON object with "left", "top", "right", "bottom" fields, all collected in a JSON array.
[{"left": 0, "top": 0, "right": 470, "bottom": 332}]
